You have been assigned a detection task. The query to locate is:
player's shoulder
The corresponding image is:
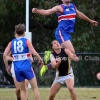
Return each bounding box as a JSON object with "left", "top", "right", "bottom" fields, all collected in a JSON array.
[
  {"left": 51, "top": 51, "right": 55, "bottom": 54},
  {"left": 21, "top": 37, "right": 27, "bottom": 40},
  {"left": 59, "top": 4, "right": 63, "bottom": 6},
  {"left": 55, "top": 4, "right": 64, "bottom": 9},
  {"left": 19, "top": 37, "right": 28, "bottom": 42},
  {"left": 59, "top": 4, "right": 65, "bottom": 8},
  {"left": 70, "top": 3, "right": 76, "bottom": 8},
  {"left": 70, "top": 3, "right": 74, "bottom": 6},
  {"left": 12, "top": 37, "right": 28, "bottom": 43},
  {"left": 51, "top": 51, "right": 57, "bottom": 57},
  {"left": 11, "top": 38, "right": 16, "bottom": 42}
]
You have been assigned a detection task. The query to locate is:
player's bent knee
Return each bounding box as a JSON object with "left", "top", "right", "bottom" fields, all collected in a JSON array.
[
  {"left": 67, "top": 86, "right": 74, "bottom": 92},
  {"left": 71, "top": 48, "right": 75, "bottom": 54}
]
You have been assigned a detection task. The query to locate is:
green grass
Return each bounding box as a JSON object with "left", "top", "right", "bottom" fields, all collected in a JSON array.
[{"left": 0, "top": 87, "right": 100, "bottom": 100}]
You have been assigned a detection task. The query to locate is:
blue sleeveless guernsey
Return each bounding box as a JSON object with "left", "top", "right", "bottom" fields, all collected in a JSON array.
[
  {"left": 11, "top": 37, "right": 32, "bottom": 71},
  {"left": 55, "top": 3, "right": 76, "bottom": 44},
  {"left": 56, "top": 3, "right": 76, "bottom": 33}
]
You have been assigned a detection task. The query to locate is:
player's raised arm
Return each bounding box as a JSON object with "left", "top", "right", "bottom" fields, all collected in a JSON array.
[
  {"left": 32, "top": 5, "right": 63, "bottom": 15},
  {"left": 64, "top": 49, "right": 79, "bottom": 62},
  {"left": 27, "top": 39, "right": 43, "bottom": 66},
  {"left": 50, "top": 54, "right": 61, "bottom": 68},
  {"left": 76, "top": 8, "right": 98, "bottom": 26}
]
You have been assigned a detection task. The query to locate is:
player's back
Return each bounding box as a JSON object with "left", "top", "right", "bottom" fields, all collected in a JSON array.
[{"left": 11, "top": 37, "right": 32, "bottom": 71}]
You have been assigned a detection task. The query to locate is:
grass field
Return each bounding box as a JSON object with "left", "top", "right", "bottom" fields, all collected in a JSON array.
[{"left": 0, "top": 87, "right": 100, "bottom": 100}]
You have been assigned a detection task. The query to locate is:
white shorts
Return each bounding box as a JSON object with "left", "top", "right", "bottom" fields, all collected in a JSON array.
[
  {"left": 11, "top": 62, "right": 15, "bottom": 77},
  {"left": 53, "top": 73, "right": 74, "bottom": 85}
]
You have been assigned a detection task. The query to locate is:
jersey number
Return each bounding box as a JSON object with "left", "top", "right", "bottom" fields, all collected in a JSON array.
[{"left": 14, "top": 40, "right": 24, "bottom": 53}]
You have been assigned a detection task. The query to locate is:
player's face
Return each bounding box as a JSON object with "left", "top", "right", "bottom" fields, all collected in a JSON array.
[
  {"left": 52, "top": 40, "right": 61, "bottom": 50},
  {"left": 62, "top": 0, "right": 71, "bottom": 3}
]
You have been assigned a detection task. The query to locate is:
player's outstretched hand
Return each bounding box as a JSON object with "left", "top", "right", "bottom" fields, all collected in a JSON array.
[
  {"left": 32, "top": 8, "right": 38, "bottom": 13},
  {"left": 90, "top": 20, "right": 98, "bottom": 26}
]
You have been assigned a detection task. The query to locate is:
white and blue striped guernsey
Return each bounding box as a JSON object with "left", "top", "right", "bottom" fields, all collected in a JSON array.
[
  {"left": 56, "top": 3, "right": 76, "bottom": 33},
  {"left": 11, "top": 37, "right": 32, "bottom": 71}
]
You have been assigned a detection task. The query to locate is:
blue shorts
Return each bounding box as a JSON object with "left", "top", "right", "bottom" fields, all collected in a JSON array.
[
  {"left": 15, "top": 67, "right": 35, "bottom": 82},
  {"left": 55, "top": 30, "right": 71, "bottom": 44}
]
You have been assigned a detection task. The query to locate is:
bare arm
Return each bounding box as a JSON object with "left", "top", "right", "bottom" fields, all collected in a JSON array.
[
  {"left": 50, "top": 54, "right": 61, "bottom": 68},
  {"left": 64, "top": 49, "right": 79, "bottom": 62},
  {"left": 32, "top": 5, "right": 63, "bottom": 15},
  {"left": 76, "top": 9, "right": 98, "bottom": 26},
  {"left": 29, "top": 51, "right": 34, "bottom": 63},
  {"left": 3, "top": 42, "right": 13, "bottom": 73},
  {"left": 27, "top": 40, "right": 43, "bottom": 65},
  {"left": 7, "top": 51, "right": 13, "bottom": 61},
  {"left": 8, "top": 51, "right": 12, "bottom": 56}
]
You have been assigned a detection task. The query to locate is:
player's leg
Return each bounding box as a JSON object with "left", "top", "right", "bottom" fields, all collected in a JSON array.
[
  {"left": 13, "top": 77, "right": 21, "bottom": 100},
  {"left": 18, "top": 80, "right": 26, "bottom": 100},
  {"left": 25, "top": 79, "right": 29, "bottom": 100},
  {"left": 49, "top": 83, "right": 62, "bottom": 100},
  {"left": 11, "top": 63, "right": 21, "bottom": 100},
  {"left": 15, "top": 70, "right": 29, "bottom": 100},
  {"left": 61, "top": 40, "right": 75, "bottom": 53},
  {"left": 55, "top": 30, "right": 75, "bottom": 53},
  {"left": 65, "top": 76, "right": 77, "bottom": 100},
  {"left": 23, "top": 67, "right": 40, "bottom": 100},
  {"left": 28, "top": 77, "right": 40, "bottom": 100}
]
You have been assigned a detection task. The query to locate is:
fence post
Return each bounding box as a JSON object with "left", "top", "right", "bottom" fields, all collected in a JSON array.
[
  {"left": 1, "top": 54, "right": 4, "bottom": 86},
  {"left": 77, "top": 54, "right": 80, "bottom": 86}
]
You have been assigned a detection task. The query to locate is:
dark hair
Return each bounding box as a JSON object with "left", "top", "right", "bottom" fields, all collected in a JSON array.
[
  {"left": 51, "top": 40, "right": 59, "bottom": 48},
  {"left": 15, "top": 24, "right": 25, "bottom": 35}
]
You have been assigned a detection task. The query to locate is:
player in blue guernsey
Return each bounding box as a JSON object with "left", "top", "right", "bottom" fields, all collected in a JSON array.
[
  {"left": 32, "top": 0, "right": 98, "bottom": 53},
  {"left": 32, "top": 0, "right": 98, "bottom": 77},
  {"left": 3, "top": 24, "right": 43, "bottom": 100}
]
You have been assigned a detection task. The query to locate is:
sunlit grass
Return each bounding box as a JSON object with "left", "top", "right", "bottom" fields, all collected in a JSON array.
[{"left": 0, "top": 87, "right": 100, "bottom": 100}]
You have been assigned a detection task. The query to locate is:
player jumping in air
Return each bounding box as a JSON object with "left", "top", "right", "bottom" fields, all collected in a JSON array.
[
  {"left": 3, "top": 24, "right": 43, "bottom": 100},
  {"left": 32, "top": 0, "right": 98, "bottom": 76}
]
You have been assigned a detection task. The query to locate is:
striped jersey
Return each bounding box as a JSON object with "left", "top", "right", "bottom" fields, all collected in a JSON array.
[
  {"left": 56, "top": 3, "right": 76, "bottom": 33},
  {"left": 11, "top": 37, "right": 32, "bottom": 71}
]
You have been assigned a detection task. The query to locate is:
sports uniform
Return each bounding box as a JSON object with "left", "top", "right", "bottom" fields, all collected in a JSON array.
[
  {"left": 55, "top": 3, "right": 76, "bottom": 44},
  {"left": 11, "top": 62, "right": 15, "bottom": 77},
  {"left": 50, "top": 48, "right": 74, "bottom": 84},
  {"left": 11, "top": 37, "right": 35, "bottom": 82}
]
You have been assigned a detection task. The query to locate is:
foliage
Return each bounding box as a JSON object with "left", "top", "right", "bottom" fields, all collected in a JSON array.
[
  {"left": 0, "top": 0, "right": 100, "bottom": 86},
  {"left": 0, "top": 0, "right": 100, "bottom": 52}
]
